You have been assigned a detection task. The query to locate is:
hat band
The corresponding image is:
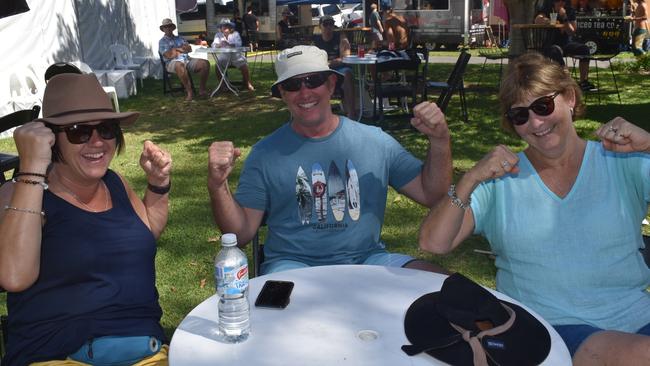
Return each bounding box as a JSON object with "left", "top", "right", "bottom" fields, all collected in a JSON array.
[
  {"left": 47, "top": 108, "right": 115, "bottom": 119},
  {"left": 449, "top": 303, "right": 516, "bottom": 366}
]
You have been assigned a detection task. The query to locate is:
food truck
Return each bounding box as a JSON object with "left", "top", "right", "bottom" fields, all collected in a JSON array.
[
  {"left": 572, "top": 0, "right": 632, "bottom": 54},
  {"left": 387, "top": 0, "right": 507, "bottom": 50}
]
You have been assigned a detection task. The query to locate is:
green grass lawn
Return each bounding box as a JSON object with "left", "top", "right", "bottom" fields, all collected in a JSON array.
[{"left": 0, "top": 56, "right": 648, "bottom": 340}]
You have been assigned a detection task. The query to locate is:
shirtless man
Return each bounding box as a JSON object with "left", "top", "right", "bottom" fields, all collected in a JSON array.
[{"left": 384, "top": 7, "right": 409, "bottom": 50}]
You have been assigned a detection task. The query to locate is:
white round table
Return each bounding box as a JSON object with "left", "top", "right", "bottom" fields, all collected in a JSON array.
[
  {"left": 169, "top": 265, "right": 571, "bottom": 365},
  {"left": 194, "top": 46, "right": 249, "bottom": 96},
  {"left": 343, "top": 55, "right": 377, "bottom": 121}
]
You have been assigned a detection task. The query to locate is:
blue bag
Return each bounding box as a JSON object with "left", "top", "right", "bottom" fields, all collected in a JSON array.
[{"left": 69, "top": 336, "right": 161, "bottom": 366}]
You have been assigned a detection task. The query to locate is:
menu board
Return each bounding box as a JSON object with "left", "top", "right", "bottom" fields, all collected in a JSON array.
[{"left": 575, "top": 16, "right": 630, "bottom": 54}]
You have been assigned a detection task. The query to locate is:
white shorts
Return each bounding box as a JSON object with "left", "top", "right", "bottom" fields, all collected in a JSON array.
[{"left": 166, "top": 58, "right": 204, "bottom": 74}]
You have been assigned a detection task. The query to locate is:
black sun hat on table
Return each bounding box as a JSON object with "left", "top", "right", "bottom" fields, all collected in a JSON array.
[{"left": 402, "top": 273, "right": 551, "bottom": 366}]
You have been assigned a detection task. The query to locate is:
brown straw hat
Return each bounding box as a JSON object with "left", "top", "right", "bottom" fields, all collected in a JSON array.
[{"left": 36, "top": 73, "right": 139, "bottom": 127}]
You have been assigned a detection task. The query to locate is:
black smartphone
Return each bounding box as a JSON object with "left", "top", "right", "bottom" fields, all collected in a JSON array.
[{"left": 254, "top": 280, "right": 294, "bottom": 309}]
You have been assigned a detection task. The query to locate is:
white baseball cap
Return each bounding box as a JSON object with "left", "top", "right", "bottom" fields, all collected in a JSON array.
[{"left": 271, "top": 45, "right": 343, "bottom": 98}]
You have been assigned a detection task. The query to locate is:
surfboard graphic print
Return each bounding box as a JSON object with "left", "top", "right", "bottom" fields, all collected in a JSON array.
[
  {"left": 327, "top": 161, "right": 346, "bottom": 222},
  {"left": 295, "top": 166, "right": 313, "bottom": 225},
  {"left": 345, "top": 160, "right": 360, "bottom": 221},
  {"left": 311, "top": 163, "right": 327, "bottom": 222}
]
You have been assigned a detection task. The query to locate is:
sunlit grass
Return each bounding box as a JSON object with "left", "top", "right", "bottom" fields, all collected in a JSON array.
[{"left": 0, "top": 56, "right": 648, "bottom": 339}]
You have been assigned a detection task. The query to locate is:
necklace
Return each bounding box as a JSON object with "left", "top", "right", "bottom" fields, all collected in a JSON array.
[{"left": 58, "top": 180, "right": 109, "bottom": 212}]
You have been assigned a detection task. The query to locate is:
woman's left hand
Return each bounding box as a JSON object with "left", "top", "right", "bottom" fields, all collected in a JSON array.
[
  {"left": 139, "top": 140, "right": 172, "bottom": 186},
  {"left": 595, "top": 117, "right": 650, "bottom": 153}
]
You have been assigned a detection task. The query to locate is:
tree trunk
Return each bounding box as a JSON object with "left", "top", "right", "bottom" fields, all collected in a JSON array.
[{"left": 504, "top": 0, "right": 543, "bottom": 56}]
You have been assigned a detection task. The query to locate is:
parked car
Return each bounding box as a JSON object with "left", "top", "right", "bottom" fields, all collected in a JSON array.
[
  {"left": 311, "top": 4, "right": 345, "bottom": 27},
  {"left": 342, "top": 3, "right": 364, "bottom": 28}
]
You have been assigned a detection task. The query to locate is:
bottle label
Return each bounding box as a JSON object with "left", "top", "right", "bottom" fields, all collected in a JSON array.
[{"left": 216, "top": 264, "right": 249, "bottom": 295}]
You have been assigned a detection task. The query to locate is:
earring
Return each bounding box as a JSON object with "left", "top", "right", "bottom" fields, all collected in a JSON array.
[{"left": 569, "top": 107, "right": 574, "bottom": 116}]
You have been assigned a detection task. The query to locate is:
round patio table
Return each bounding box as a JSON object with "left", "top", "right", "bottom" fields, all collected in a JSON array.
[{"left": 169, "top": 265, "right": 571, "bottom": 365}]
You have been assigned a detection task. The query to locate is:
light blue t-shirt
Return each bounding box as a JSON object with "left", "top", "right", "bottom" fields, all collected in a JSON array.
[
  {"left": 471, "top": 141, "right": 650, "bottom": 331},
  {"left": 235, "top": 117, "right": 423, "bottom": 269}
]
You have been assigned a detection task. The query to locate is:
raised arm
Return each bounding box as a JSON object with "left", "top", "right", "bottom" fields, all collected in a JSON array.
[
  {"left": 595, "top": 116, "right": 650, "bottom": 153},
  {"left": 207, "top": 141, "right": 264, "bottom": 245},
  {"left": 399, "top": 102, "right": 452, "bottom": 207},
  {"left": 0, "top": 122, "right": 54, "bottom": 291},
  {"left": 137, "top": 140, "right": 172, "bottom": 238},
  {"left": 419, "top": 144, "right": 519, "bottom": 254}
]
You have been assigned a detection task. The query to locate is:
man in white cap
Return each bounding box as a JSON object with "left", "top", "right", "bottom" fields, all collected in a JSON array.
[
  {"left": 158, "top": 18, "right": 210, "bottom": 101},
  {"left": 207, "top": 45, "right": 452, "bottom": 276},
  {"left": 212, "top": 18, "right": 254, "bottom": 91}
]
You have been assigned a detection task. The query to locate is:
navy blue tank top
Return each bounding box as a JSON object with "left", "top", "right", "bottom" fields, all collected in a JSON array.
[{"left": 3, "top": 170, "right": 165, "bottom": 366}]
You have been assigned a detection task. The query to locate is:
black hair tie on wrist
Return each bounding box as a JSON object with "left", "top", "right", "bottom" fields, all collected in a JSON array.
[{"left": 147, "top": 181, "right": 171, "bottom": 195}]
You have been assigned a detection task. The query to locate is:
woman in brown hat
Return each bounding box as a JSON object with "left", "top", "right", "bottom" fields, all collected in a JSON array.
[{"left": 0, "top": 73, "right": 172, "bottom": 365}]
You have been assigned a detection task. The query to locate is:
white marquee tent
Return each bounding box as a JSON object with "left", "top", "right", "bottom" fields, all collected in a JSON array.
[{"left": 0, "top": 0, "right": 177, "bottom": 120}]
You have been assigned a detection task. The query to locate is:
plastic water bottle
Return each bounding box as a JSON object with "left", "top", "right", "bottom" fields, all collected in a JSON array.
[{"left": 215, "top": 233, "right": 250, "bottom": 343}]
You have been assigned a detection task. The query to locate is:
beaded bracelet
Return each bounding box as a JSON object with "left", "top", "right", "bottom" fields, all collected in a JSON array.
[
  {"left": 147, "top": 181, "right": 171, "bottom": 195},
  {"left": 447, "top": 184, "right": 471, "bottom": 210},
  {"left": 4, "top": 205, "right": 45, "bottom": 217},
  {"left": 15, "top": 172, "right": 48, "bottom": 179},
  {"left": 12, "top": 177, "right": 49, "bottom": 190}
]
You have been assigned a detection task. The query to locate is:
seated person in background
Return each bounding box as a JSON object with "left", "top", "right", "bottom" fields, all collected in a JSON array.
[
  {"left": 313, "top": 15, "right": 356, "bottom": 119},
  {"left": 0, "top": 73, "right": 172, "bottom": 365},
  {"left": 212, "top": 18, "right": 255, "bottom": 91},
  {"left": 418, "top": 52, "right": 650, "bottom": 366},
  {"left": 534, "top": 0, "right": 596, "bottom": 92},
  {"left": 276, "top": 9, "right": 295, "bottom": 50},
  {"left": 158, "top": 18, "right": 210, "bottom": 101},
  {"left": 207, "top": 45, "right": 451, "bottom": 276},
  {"left": 384, "top": 6, "right": 410, "bottom": 50}
]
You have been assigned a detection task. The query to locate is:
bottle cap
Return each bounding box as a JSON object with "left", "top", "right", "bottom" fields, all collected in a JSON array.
[{"left": 221, "top": 233, "right": 238, "bottom": 246}]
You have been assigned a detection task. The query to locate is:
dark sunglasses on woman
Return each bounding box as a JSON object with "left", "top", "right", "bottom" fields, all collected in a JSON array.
[
  {"left": 47, "top": 121, "right": 119, "bottom": 144},
  {"left": 505, "top": 92, "right": 560, "bottom": 125},
  {"left": 279, "top": 72, "right": 330, "bottom": 92}
]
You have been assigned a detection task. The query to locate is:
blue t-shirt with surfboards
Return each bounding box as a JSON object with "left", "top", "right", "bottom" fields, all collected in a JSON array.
[{"left": 235, "top": 117, "right": 422, "bottom": 270}]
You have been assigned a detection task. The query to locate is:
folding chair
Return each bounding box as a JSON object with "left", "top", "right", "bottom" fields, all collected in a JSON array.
[
  {"left": 475, "top": 26, "right": 510, "bottom": 90},
  {"left": 0, "top": 106, "right": 41, "bottom": 184},
  {"left": 570, "top": 52, "right": 621, "bottom": 105},
  {"left": 425, "top": 51, "right": 471, "bottom": 122},
  {"left": 109, "top": 44, "right": 144, "bottom": 88},
  {"left": 251, "top": 216, "right": 268, "bottom": 278},
  {"left": 250, "top": 32, "right": 276, "bottom": 79},
  {"left": 371, "top": 49, "right": 422, "bottom": 125},
  {"left": 159, "top": 53, "right": 195, "bottom": 96}
]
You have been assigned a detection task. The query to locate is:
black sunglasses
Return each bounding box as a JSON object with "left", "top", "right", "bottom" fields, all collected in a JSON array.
[
  {"left": 47, "top": 121, "right": 119, "bottom": 144},
  {"left": 505, "top": 92, "right": 560, "bottom": 125},
  {"left": 279, "top": 73, "right": 330, "bottom": 92}
]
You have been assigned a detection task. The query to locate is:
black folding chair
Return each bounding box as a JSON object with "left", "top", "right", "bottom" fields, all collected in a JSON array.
[
  {"left": 0, "top": 105, "right": 41, "bottom": 184},
  {"left": 570, "top": 52, "right": 621, "bottom": 105},
  {"left": 425, "top": 51, "right": 471, "bottom": 122},
  {"left": 371, "top": 49, "right": 422, "bottom": 125},
  {"left": 159, "top": 53, "right": 195, "bottom": 96}
]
